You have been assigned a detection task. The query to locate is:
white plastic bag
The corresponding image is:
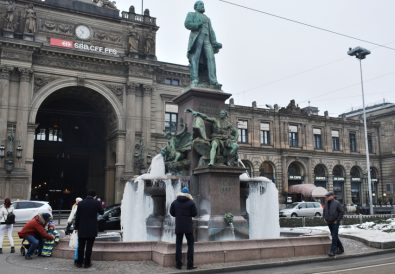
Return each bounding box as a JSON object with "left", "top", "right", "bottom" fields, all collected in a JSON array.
[{"left": 69, "top": 230, "right": 78, "bottom": 249}]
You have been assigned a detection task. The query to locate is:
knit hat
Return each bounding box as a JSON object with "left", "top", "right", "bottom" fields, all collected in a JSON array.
[
  {"left": 41, "top": 213, "right": 51, "bottom": 223},
  {"left": 181, "top": 186, "right": 189, "bottom": 194}
]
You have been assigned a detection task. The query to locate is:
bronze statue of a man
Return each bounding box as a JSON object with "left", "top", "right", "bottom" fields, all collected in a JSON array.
[
  {"left": 186, "top": 108, "right": 238, "bottom": 166},
  {"left": 185, "top": 1, "right": 222, "bottom": 89}
]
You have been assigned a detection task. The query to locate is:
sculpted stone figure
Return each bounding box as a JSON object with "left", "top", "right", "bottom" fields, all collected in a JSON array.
[
  {"left": 93, "top": 0, "right": 117, "bottom": 9},
  {"left": 186, "top": 108, "right": 238, "bottom": 167},
  {"left": 128, "top": 31, "right": 140, "bottom": 55},
  {"left": 24, "top": 4, "right": 37, "bottom": 34},
  {"left": 4, "top": 0, "right": 15, "bottom": 31},
  {"left": 185, "top": 1, "right": 222, "bottom": 89}
]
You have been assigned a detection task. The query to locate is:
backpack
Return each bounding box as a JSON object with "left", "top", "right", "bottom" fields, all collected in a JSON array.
[{"left": 5, "top": 208, "right": 15, "bottom": 225}]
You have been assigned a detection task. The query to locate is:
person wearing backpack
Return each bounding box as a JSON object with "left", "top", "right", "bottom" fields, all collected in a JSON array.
[{"left": 0, "top": 198, "right": 15, "bottom": 254}]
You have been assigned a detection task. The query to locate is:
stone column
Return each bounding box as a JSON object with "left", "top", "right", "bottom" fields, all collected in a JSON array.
[
  {"left": 345, "top": 174, "right": 351, "bottom": 205},
  {"left": 327, "top": 174, "right": 334, "bottom": 192},
  {"left": 125, "top": 83, "right": 138, "bottom": 174},
  {"left": 281, "top": 154, "right": 288, "bottom": 192},
  {"left": 24, "top": 123, "right": 36, "bottom": 199},
  {"left": 114, "top": 130, "right": 126, "bottom": 202},
  {"left": 16, "top": 68, "right": 32, "bottom": 169},
  {"left": 142, "top": 85, "right": 152, "bottom": 164},
  {"left": 0, "top": 66, "right": 13, "bottom": 167}
]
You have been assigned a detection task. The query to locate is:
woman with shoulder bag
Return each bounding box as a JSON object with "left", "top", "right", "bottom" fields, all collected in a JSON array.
[{"left": 0, "top": 198, "right": 15, "bottom": 254}]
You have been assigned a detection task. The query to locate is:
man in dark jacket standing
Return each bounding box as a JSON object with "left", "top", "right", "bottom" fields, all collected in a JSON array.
[
  {"left": 170, "top": 186, "right": 198, "bottom": 270},
  {"left": 323, "top": 191, "right": 344, "bottom": 257},
  {"left": 74, "top": 190, "right": 104, "bottom": 268}
]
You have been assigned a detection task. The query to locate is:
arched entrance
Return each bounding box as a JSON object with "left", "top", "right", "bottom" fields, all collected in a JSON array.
[
  {"left": 259, "top": 161, "right": 276, "bottom": 182},
  {"left": 31, "top": 86, "right": 120, "bottom": 209},
  {"left": 350, "top": 166, "right": 362, "bottom": 205},
  {"left": 287, "top": 161, "right": 305, "bottom": 202},
  {"left": 332, "top": 165, "right": 345, "bottom": 204},
  {"left": 314, "top": 164, "right": 328, "bottom": 188}
]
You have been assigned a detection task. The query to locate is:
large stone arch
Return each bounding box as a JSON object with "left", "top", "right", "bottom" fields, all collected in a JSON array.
[
  {"left": 29, "top": 78, "right": 124, "bottom": 130},
  {"left": 27, "top": 78, "right": 126, "bottom": 204}
]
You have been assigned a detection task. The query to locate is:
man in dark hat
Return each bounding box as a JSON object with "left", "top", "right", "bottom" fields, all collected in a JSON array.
[
  {"left": 170, "top": 186, "right": 198, "bottom": 270},
  {"left": 18, "top": 213, "right": 54, "bottom": 259},
  {"left": 74, "top": 190, "right": 104, "bottom": 268},
  {"left": 323, "top": 191, "right": 344, "bottom": 257}
]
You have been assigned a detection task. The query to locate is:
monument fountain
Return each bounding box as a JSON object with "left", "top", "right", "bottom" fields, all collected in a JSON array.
[{"left": 53, "top": 1, "right": 330, "bottom": 265}]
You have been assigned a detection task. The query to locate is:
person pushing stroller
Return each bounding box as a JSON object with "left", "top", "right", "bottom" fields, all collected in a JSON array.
[{"left": 18, "top": 213, "right": 54, "bottom": 260}]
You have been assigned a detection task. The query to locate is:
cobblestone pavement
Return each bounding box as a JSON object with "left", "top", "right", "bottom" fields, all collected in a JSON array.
[{"left": 0, "top": 237, "right": 381, "bottom": 274}]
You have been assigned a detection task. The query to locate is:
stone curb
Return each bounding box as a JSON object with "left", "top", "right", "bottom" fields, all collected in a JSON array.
[
  {"left": 340, "top": 234, "right": 395, "bottom": 249},
  {"left": 165, "top": 248, "right": 395, "bottom": 274}
]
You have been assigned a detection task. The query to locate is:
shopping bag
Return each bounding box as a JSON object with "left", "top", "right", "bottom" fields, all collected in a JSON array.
[{"left": 68, "top": 230, "right": 78, "bottom": 249}]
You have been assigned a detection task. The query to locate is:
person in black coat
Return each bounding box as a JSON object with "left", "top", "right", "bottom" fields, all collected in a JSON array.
[
  {"left": 74, "top": 190, "right": 104, "bottom": 268},
  {"left": 170, "top": 186, "right": 198, "bottom": 270},
  {"left": 323, "top": 191, "right": 344, "bottom": 257}
]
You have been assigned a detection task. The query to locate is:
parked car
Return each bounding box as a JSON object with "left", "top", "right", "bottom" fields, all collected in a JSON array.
[
  {"left": 0, "top": 200, "right": 52, "bottom": 223},
  {"left": 279, "top": 201, "right": 323, "bottom": 217},
  {"left": 98, "top": 204, "right": 121, "bottom": 231}
]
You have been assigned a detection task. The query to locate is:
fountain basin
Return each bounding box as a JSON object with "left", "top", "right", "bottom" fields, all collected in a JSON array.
[{"left": 53, "top": 236, "right": 330, "bottom": 266}]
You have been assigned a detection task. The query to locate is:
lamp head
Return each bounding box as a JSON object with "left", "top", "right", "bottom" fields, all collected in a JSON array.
[{"left": 347, "top": 46, "right": 371, "bottom": 60}]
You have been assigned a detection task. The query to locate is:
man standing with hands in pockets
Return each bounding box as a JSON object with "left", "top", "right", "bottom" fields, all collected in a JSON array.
[
  {"left": 170, "top": 187, "right": 198, "bottom": 270},
  {"left": 323, "top": 191, "right": 344, "bottom": 257}
]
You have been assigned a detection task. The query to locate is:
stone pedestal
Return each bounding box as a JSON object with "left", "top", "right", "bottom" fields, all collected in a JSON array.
[
  {"left": 23, "top": 33, "right": 34, "bottom": 41},
  {"left": 173, "top": 87, "right": 231, "bottom": 134},
  {"left": 193, "top": 166, "right": 248, "bottom": 241},
  {"left": 2, "top": 29, "right": 14, "bottom": 38}
]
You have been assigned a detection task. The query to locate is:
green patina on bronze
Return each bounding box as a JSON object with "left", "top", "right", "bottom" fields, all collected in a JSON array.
[
  {"left": 160, "top": 121, "right": 192, "bottom": 174},
  {"left": 186, "top": 108, "right": 239, "bottom": 167},
  {"left": 185, "top": 1, "right": 222, "bottom": 90}
]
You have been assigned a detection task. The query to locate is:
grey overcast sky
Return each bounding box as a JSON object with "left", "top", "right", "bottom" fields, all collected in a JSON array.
[{"left": 117, "top": 0, "right": 395, "bottom": 116}]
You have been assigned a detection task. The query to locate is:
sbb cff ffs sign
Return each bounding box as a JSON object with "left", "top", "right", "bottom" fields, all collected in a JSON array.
[
  {"left": 49, "top": 38, "right": 118, "bottom": 55},
  {"left": 50, "top": 38, "right": 73, "bottom": 48}
]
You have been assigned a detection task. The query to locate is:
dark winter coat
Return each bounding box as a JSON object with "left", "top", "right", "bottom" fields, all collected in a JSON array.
[
  {"left": 323, "top": 199, "right": 344, "bottom": 223},
  {"left": 170, "top": 193, "right": 198, "bottom": 234},
  {"left": 75, "top": 196, "right": 104, "bottom": 238}
]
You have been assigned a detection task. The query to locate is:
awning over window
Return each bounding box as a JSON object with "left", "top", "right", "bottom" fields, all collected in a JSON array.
[{"left": 289, "top": 184, "right": 328, "bottom": 197}]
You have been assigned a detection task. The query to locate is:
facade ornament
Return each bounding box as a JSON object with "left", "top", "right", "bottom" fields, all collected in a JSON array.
[
  {"left": 4, "top": 0, "right": 16, "bottom": 31},
  {"left": 127, "top": 31, "right": 140, "bottom": 56},
  {"left": 126, "top": 82, "right": 139, "bottom": 95},
  {"left": 24, "top": 4, "right": 37, "bottom": 34},
  {"left": 104, "top": 84, "right": 124, "bottom": 103},
  {"left": 18, "top": 68, "right": 32, "bottom": 82},
  {"left": 0, "top": 65, "right": 14, "bottom": 80},
  {"left": 93, "top": 0, "right": 117, "bottom": 9},
  {"left": 33, "top": 74, "right": 58, "bottom": 93},
  {"left": 143, "top": 85, "right": 153, "bottom": 96},
  {"left": 144, "top": 35, "right": 155, "bottom": 55}
]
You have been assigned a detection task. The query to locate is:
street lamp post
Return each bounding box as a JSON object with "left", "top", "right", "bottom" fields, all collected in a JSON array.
[{"left": 347, "top": 46, "right": 373, "bottom": 215}]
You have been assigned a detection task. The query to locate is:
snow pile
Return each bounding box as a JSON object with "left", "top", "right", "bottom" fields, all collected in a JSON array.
[{"left": 356, "top": 218, "right": 395, "bottom": 233}]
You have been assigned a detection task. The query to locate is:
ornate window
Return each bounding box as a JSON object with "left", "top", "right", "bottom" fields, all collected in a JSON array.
[
  {"left": 313, "top": 128, "right": 322, "bottom": 149},
  {"left": 164, "top": 103, "right": 178, "bottom": 133},
  {"left": 367, "top": 134, "right": 373, "bottom": 153},
  {"left": 260, "top": 122, "right": 270, "bottom": 145},
  {"left": 332, "top": 130, "right": 340, "bottom": 151},
  {"left": 349, "top": 132, "right": 357, "bottom": 152},
  {"left": 238, "top": 120, "right": 248, "bottom": 143},
  {"left": 289, "top": 125, "right": 298, "bottom": 147}
]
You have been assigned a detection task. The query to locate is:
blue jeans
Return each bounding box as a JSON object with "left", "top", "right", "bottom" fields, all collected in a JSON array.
[
  {"left": 25, "top": 235, "right": 43, "bottom": 257},
  {"left": 328, "top": 223, "right": 344, "bottom": 253}
]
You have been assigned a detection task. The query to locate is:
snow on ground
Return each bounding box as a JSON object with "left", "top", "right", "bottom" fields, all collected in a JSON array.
[{"left": 283, "top": 218, "right": 395, "bottom": 243}]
